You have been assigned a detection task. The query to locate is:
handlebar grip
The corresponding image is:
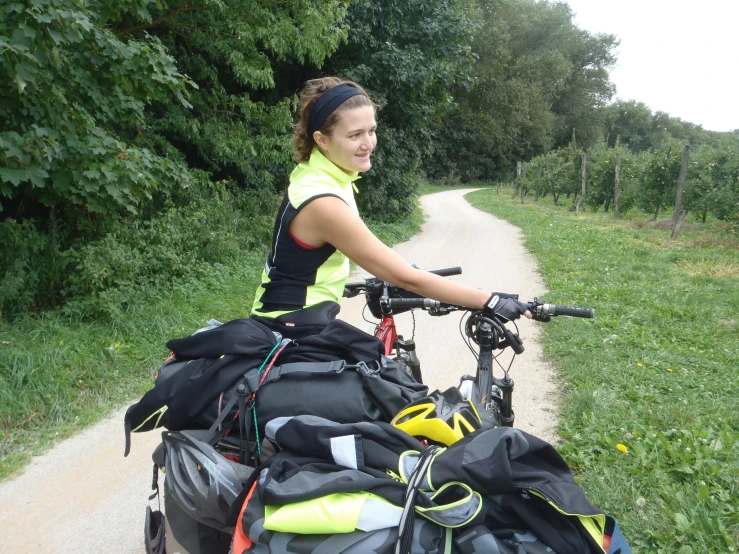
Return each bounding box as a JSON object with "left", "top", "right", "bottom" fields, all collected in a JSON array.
[
  {"left": 429, "top": 267, "right": 462, "bottom": 277},
  {"left": 548, "top": 304, "right": 594, "bottom": 318},
  {"left": 387, "top": 298, "right": 441, "bottom": 309}
]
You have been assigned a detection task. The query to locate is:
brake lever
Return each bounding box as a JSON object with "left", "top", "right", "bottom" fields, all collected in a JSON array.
[
  {"left": 428, "top": 305, "right": 457, "bottom": 317},
  {"left": 503, "top": 328, "right": 525, "bottom": 354},
  {"left": 527, "top": 297, "right": 551, "bottom": 322}
]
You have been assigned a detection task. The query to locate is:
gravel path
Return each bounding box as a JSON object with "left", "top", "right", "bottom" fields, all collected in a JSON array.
[{"left": 0, "top": 188, "right": 559, "bottom": 553}]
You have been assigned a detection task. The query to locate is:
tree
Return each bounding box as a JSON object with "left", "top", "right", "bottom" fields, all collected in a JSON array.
[
  {"left": 684, "top": 137, "right": 739, "bottom": 228},
  {"left": 320, "top": 0, "right": 474, "bottom": 218},
  {"left": 640, "top": 139, "right": 686, "bottom": 220},
  {"left": 0, "top": 0, "right": 197, "bottom": 226},
  {"left": 601, "top": 100, "right": 656, "bottom": 152},
  {"left": 585, "top": 141, "right": 640, "bottom": 214},
  {"left": 134, "top": 0, "right": 351, "bottom": 191},
  {"left": 427, "top": 0, "right": 617, "bottom": 182}
]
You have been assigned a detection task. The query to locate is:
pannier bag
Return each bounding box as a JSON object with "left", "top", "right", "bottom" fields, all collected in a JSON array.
[
  {"left": 124, "top": 318, "right": 427, "bottom": 457},
  {"left": 124, "top": 318, "right": 279, "bottom": 455},
  {"left": 231, "top": 416, "right": 632, "bottom": 554},
  {"left": 194, "top": 357, "right": 428, "bottom": 441}
]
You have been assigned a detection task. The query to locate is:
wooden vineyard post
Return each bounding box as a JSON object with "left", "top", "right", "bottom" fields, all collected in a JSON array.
[
  {"left": 512, "top": 162, "right": 521, "bottom": 199},
  {"left": 672, "top": 209, "right": 688, "bottom": 239},
  {"left": 576, "top": 154, "right": 587, "bottom": 215},
  {"left": 547, "top": 154, "right": 556, "bottom": 205},
  {"left": 614, "top": 151, "right": 621, "bottom": 219},
  {"left": 521, "top": 162, "right": 527, "bottom": 204},
  {"left": 673, "top": 144, "right": 690, "bottom": 222},
  {"left": 535, "top": 163, "right": 542, "bottom": 202}
]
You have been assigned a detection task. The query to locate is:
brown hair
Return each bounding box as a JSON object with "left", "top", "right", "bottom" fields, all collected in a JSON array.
[{"left": 292, "top": 77, "right": 376, "bottom": 163}]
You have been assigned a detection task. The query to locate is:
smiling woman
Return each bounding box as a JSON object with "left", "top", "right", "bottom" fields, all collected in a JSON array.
[{"left": 249, "top": 77, "right": 530, "bottom": 339}]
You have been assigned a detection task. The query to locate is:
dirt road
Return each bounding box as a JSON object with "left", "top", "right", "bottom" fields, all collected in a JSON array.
[{"left": 0, "top": 188, "right": 558, "bottom": 553}]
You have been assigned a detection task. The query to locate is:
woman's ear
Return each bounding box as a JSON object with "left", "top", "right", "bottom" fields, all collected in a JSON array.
[{"left": 313, "top": 130, "right": 328, "bottom": 150}]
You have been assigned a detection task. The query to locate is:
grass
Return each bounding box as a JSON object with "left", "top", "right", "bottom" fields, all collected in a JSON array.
[
  {"left": 466, "top": 185, "right": 739, "bottom": 554},
  {"left": 0, "top": 203, "right": 424, "bottom": 480}
]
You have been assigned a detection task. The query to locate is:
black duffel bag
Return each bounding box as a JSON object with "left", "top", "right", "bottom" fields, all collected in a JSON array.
[
  {"left": 195, "top": 356, "right": 429, "bottom": 442},
  {"left": 123, "top": 318, "right": 279, "bottom": 456},
  {"left": 124, "top": 317, "right": 428, "bottom": 458}
]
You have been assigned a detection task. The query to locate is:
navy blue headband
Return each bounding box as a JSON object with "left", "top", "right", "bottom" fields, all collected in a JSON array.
[{"left": 308, "top": 84, "right": 364, "bottom": 136}]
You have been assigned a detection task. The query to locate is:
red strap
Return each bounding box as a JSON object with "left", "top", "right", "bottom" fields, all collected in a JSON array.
[
  {"left": 289, "top": 230, "right": 319, "bottom": 250},
  {"left": 232, "top": 481, "right": 258, "bottom": 552}
]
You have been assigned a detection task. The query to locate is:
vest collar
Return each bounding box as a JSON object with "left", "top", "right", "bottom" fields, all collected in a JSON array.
[{"left": 307, "top": 149, "right": 362, "bottom": 188}]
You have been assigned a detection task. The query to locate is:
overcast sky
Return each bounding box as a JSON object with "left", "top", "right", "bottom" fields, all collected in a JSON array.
[{"left": 563, "top": 0, "right": 739, "bottom": 132}]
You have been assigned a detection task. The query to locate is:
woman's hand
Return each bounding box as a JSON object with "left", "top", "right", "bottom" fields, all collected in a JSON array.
[{"left": 483, "top": 294, "right": 532, "bottom": 320}]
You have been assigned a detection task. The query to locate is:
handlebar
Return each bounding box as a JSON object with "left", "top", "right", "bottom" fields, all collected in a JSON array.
[
  {"left": 387, "top": 298, "right": 441, "bottom": 310},
  {"left": 429, "top": 266, "right": 462, "bottom": 278},
  {"left": 343, "top": 266, "right": 593, "bottom": 354},
  {"left": 526, "top": 299, "right": 595, "bottom": 321},
  {"left": 343, "top": 266, "right": 462, "bottom": 297}
]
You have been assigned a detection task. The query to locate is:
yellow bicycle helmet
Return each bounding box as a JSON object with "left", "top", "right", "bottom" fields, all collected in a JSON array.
[{"left": 391, "top": 387, "right": 483, "bottom": 446}]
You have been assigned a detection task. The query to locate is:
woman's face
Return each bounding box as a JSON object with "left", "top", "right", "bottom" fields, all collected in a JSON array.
[{"left": 315, "top": 106, "right": 377, "bottom": 174}]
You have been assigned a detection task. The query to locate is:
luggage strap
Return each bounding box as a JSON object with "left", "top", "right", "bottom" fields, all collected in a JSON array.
[
  {"left": 244, "top": 360, "right": 346, "bottom": 393},
  {"left": 396, "top": 446, "right": 442, "bottom": 554},
  {"left": 244, "top": 359, "right": 381, "bottom": 394}
]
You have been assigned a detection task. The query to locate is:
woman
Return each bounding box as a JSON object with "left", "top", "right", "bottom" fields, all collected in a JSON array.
[{"left": 251, "top": 77, "right": 529, "bottom": 338}]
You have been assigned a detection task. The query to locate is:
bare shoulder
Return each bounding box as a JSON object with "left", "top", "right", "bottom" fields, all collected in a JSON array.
[{"left": 301, "top": 195, "right": 363, "bottom": 229}]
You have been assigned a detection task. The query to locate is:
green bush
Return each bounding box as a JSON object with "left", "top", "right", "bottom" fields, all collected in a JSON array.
[
  {"left": 1, "top": 184, "right": 275, "bottom": 321},
  {"left": 0, "top": 216, "right": 65, "bottom": 319}
]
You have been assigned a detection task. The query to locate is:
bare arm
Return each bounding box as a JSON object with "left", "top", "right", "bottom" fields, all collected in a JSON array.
[{"left": 295, "top": 196, "right": 492, "bottom": 309}]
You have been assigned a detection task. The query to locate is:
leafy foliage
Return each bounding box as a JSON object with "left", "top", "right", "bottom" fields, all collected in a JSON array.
[
  {"left": 426, "top": 0, "right": 617, "bottom": 182},
  {"left": 138, "top": 0, "right": 351, "bottom": 189},
  {"left": 0, "top": 0, "right": 196, "bottom": 221},
  {"left": 320, "top": 0, "right": 473, "bottom": 219},
  {"left": 684, "top": 138, "right": 739, "bottom": 228},
  {"left": 602, "top": 100, "right": 727, "bottom": 153},
  {"left": 639, "top": 139, "right": 686, "bottom": 219},
  {"left": 0, "top": 180, "right": 275, "bottom": 320},
  {"left": 521, "top": 135, "right": 739, "bottom": 230},
  {"left": 584, "top": 142, "right": 642, "bottom": 214},
  {"left": 0, "top": 0, "right": 350, "bottom": 318}
]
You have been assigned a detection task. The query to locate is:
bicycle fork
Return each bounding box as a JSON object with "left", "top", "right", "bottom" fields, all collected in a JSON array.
[
  {"left": 396, "top": 337, "right": 423, "bottom": 383},
  {"left": 471, "top": 322, "right": 515, "bottom": 427}
]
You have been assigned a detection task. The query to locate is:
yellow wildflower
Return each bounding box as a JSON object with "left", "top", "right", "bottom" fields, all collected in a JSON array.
[
  {"left": 114, "top": 343, "right": 120, "bottom": 349},
  {"left": 617, "top": 443, "right": 628, "bottom": 453},
  {"left": 667, "top": 368, "right": 673, "bottom": 373},
  {"left": 636, "top": 362, "right": 643, "bottom": 367}
]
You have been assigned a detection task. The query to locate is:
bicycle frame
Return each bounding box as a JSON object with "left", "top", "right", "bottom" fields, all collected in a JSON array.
[{"left": 376, "top": 315, "right": 398, "bottom": 356}]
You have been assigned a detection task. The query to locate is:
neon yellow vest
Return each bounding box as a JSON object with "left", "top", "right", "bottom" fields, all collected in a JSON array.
[{"left": 251, "top": 149, "right": 360, "bottom": 318}]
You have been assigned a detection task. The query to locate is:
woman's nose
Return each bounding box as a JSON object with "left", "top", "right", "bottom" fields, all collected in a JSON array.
[{"left": 361, "top": 136, "right": 374, "bottom": 151}]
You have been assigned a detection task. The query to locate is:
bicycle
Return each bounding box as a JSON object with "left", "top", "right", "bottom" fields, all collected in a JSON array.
[{"left": 343, "top": 266, "right": 594, "bottom": 427}]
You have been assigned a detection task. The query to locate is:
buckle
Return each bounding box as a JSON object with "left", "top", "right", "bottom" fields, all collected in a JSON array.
[{"left": 355, "top": 360, "right": 381, "bottom": 376}]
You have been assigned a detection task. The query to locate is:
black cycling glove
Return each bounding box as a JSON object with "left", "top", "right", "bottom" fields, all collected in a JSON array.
[{"left": 484, "top": 293, "right": 529, "bottom": 321}]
